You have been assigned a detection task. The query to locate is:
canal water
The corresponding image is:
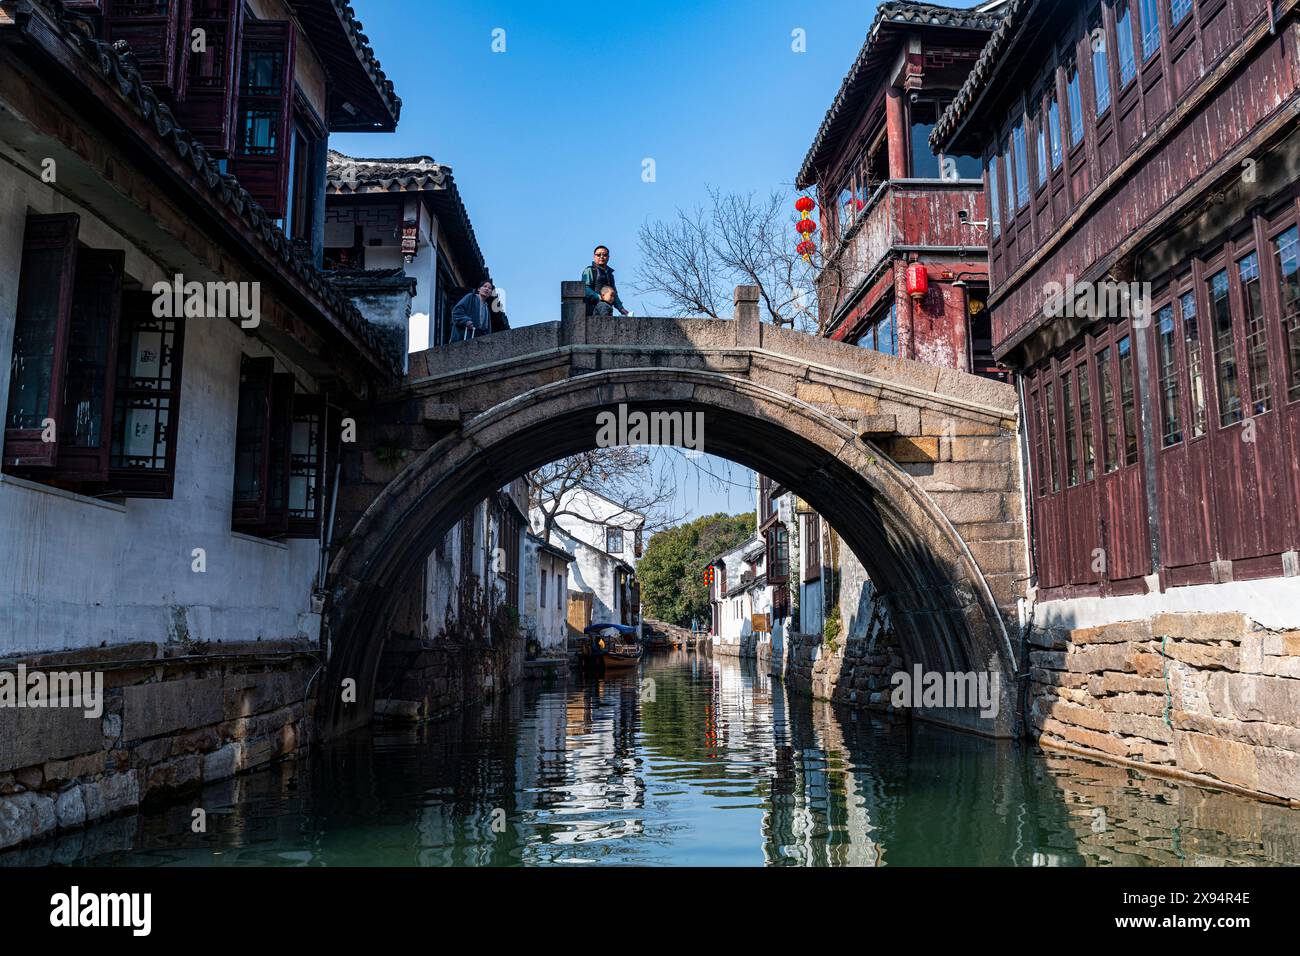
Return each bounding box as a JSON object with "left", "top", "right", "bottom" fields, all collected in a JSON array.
[{"left": 6, "top": 652, "right": 1299, "bottom": 866}]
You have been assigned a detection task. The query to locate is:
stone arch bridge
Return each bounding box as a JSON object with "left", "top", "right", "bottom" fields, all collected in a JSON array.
[{"left": 324, "top": 284, "right": 1027, "bottom": 737}]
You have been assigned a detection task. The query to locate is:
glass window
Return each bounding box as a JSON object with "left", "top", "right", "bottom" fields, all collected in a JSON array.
[
  {"left": 1098, "top": 345, "right": 1118, "bottom": 472},
  {"left": 607, "top": 528, "right": 624, "bottom": 553},
  {"left": 1063, "top": 369, "right": 1079, "bottom": 486},
  {"left": 1238, "top": 252, "right": 1271, "bottom": 415},
  {"left": 1180, "top": 291, "right": 1207, "bottom": 438},
  {"left": 838, "top": 184, "right": 855, "bottom": 238},
  {"left": 1091, "top": 16, "right": 1112, "bottom": 115},
  {"left": 1048, "top": 96, "right": 1063, "bottom": 169},
  {"left": 1078, "top": 363, "right": 1095, "bottom": 480},
  {"left": 1046, "top": 379, "right": 1061, "bottom": 493},
  {"left": 1116, "top": 4, "right": 1137, "bottom": 86},
  {"left": 1157, "top": 305, "right": 1182, "bottom": 445},
  {"left": 1003, "top": 139, "right": 1016, "bottom": 221},
  {"left": 1208, "top": 268, "right": 1242, "bottom": 426},
  {"left": 541, "top": 569, "right": 548, "bottom": 607},
  {"left": 859, "top": 303, "right": 898, "bottom": 356},
  {"left": 1140, "top": 0, "right": 1161, "bottom": 59},
  {"left": 1066, "top": 63, "right": 1085, "bottom": 147},
  {"left": 1031, "top": 391, "right": 1047, "bottom": 496},
  {"left": 1170, "top": 0, "right": 1192, "bottom": 28},
  {"left": 1035, "top": 103, "right": 1049, "bottom": 185},
  {"left": 989, "top": 156, "right": 1001, "bottom": 239},
  {"left": 1013, "top": 120, "right": 1030, "bottom": 208},
  {"left": 1273, "top": 226, "right": 1300, "bottom": 401},
  {"left": 910, "top": 100, "right": 939, "bottom": 178},
  {"left": 1118, "top": 335, "right": 1138, "bottom": 466}
]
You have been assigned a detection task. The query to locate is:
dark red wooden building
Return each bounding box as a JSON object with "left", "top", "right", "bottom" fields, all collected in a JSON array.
[
  {"left": 933, "top": 0, "right": 1300, "bottom": 599},
  {"left": 797, "top": 1, "right": 1008, "bottom": 379}
]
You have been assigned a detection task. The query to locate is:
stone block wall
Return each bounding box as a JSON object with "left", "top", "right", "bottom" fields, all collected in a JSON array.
[
  {"left": 1028, "top": 611, "right": 1300, "bottom": 803},
  {"left": 783, "top": 629, "right": 905, "bottom": 710},
  {"left": 0, "top": 641, "right": 316, "bottom": 851},
  {"left": 372, "top": 636, "right": 524, "bottom": 722}
]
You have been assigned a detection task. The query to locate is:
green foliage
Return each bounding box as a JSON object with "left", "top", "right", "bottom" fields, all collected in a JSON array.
[
  {"left": 638, "top": 511, "right": 756, "bottom": 627},
  {"left": 823, "top": 604, "right": 841, "bottom": 652}
]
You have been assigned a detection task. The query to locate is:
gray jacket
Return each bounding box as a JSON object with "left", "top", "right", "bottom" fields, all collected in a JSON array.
[{"left": 452, "top": 291, "right": 493, "bottom": 335}]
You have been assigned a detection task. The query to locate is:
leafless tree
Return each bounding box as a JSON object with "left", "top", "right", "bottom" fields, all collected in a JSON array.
[
  {"left": 634, "top": 186, "right": 845, "bottom": 333},
  {"left": 528, "top": 448, "right": 684, "bottom": 549}
]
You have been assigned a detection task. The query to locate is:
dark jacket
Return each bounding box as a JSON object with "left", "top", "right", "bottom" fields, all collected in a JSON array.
[
  {"left": 451, "top": 291, "right": 493, "bottom": 340},
  {"left": 582, "top": 263, "right": 624, "bottom": 314}
]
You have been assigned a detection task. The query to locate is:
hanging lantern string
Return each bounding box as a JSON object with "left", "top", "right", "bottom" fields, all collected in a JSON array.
[{"left": 794, "top": 196, "right": 817, "bottom": 263}]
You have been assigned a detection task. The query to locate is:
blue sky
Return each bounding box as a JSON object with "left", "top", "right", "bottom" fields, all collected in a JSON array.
[{"left": 333, "top": 1, "right": 980, "bottom": 519}]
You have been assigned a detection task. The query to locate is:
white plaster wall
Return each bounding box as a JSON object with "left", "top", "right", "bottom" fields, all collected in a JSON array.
[
  {"left": 1032, "top": 576, "right": 1300, "bottom": 632},
  {"left": 0, "top": 165, "right": 321, "bottom": 655}
]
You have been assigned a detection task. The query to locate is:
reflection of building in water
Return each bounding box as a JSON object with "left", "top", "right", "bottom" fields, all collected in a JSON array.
[{"left": 760, "top": 683, "right": 884, "bottom": 866}]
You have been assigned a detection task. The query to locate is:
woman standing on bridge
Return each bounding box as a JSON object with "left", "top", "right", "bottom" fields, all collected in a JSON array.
[{"left": 583, "top": 246, "right": 630, "bottom": 316}]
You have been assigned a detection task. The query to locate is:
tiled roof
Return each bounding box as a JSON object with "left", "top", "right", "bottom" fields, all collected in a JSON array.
[
  {"left": 796, "top": 1, "right": 1004, "bottom": 189},
  {"left": 326, "top": 150, "right": 491, "bottom": 287},
  {"left": 930, "top": 0, "right": 1040, "bottom": 154},
  {"left": 288, "top": 0, "right": 401, "bottom": 130},
  {"left": 18, "top": 0, "right": 403, "bottom": 376}
]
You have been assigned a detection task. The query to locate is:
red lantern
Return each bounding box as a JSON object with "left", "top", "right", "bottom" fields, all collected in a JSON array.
[
  {"left": 795, "top": 196, "right": 816, "bottom": 213},
  {"left": 906, "top": 262, "right": 929, "bottom": 300},
  {"left": 796, "top": 240, "right": 816, "bottom": 257},
  {"left": 795, "top": 218, "right": 817, "bottom": 235}
]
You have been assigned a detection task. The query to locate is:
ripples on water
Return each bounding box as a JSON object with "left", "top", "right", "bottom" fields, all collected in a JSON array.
[{"left": 6, "top": 652, "right": 1299, "bottom": 866}]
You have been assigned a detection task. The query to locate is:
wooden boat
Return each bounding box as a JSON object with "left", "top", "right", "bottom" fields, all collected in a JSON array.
[{"left": 582, "top": 623, "right": 642, "bottom": 669}]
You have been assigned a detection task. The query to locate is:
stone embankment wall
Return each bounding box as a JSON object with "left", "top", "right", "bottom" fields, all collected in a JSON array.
[
  {"left": 373, "top": 637, "right": 523, "bottom": 722},
  {"left": 783, "top": 630, "right": 905, "bottom": 710},
  {"left": 1028, "top": 611, "right": 1300, "bottom": 804},
  {"left": 0, "top": 640, "right": 316, "bottom": 851}
]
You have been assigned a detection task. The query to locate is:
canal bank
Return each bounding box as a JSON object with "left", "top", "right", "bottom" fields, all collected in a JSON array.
[{"left": 4, "top": 652, "right": 1298, "bottom": 867}]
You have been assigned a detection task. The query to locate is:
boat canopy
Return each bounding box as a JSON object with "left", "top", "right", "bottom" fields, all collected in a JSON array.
[{"left": 584, "top": 622, "right": 638, "bottom": 636}]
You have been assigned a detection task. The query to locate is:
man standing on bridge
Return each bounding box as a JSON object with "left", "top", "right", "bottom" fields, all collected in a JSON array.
[
  {"left": 583, "top": 245, "right": 630, "bottom": 316},
  {"left": 451, "top": 278, "right": 496, "bottom": 341}
]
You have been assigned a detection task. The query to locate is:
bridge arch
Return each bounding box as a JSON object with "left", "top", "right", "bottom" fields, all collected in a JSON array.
[{"left": 323, "top": 305, "right": 1027, "bottom": 739}]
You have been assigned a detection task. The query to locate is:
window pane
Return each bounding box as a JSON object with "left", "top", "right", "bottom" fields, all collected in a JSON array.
[
  {"left": 1157, "top": 305, "right": 1182, "bottom": 445},
  {"left": 1140, "top": 0, "right": 1161, "bottom": 59},
  {"left": 6, "top": 249, "right": 63, "bottom": 431},
  {"left": 1013, "top": 120, "right": 1030, "bottom": 208},
  {"left": 1092, "top": 20, "right": 1112, "bottom": 114},
  {"left": 1238, "top": 252, "right": 1271, "bottom": 415},
  {"left": 1170, "top": 0, "right": 1191, "bottom": 27},
  {"left": 1118, "top": 335, "right": 1138, "bottom": 466},
  {"left": 1181, "top": 291, "right": 1207, "bottom": 438},
  {"left": 1099, "top": 345, "right": 1118, "bottom": 472},
  {"left": 241, "top": 47, "right": 283, "bottom": 96},
  {"left": 62, "top": 259, "right": 119, "bottom": 449},
  {"left": 1048, "top": 97, "right": 1063, "bottom": 168},
  {"left": 1208, "top": 269, "right": 1242, "bottom": 426},
  {"left": 1116, "top": 5, "right": 1137, "bottom": 85},
  {"left": 1273, "top": 226, "right": 1300, "bottom": 401},
  {"left": 989, "top": 156, "right": 1002, "bottom": 239},
  {"left": 838, "top": 184, "right": 855, "bottom": 238},
  {"left": 1046, "top": 380, "right": 1061, "bottom": 493},
  {"left": 1063, "top": 369, "right": 1079, "bottom": 486},
  {"left": 1078, "top": 364, "right": 1095, "bottom": 480},
  {"left": 1035, "top": 105, "right": 1049, "bottom": 185},
  {"left": 111, "top": 316, "right": 178, "bottom": 472},
  {"left": 1031, "top": 391, "right": 1047, "bottom": 496},
  {"left": 1067, "top": 65, "right": 1085, "bottom": 146},
  {"left": 240, "top": 108, "right": 279, "bottom": 155}
]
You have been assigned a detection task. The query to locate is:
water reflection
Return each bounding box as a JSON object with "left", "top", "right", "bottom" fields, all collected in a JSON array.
[{"left": 5, "top": 652, "right": 1298, "bottom": 866}]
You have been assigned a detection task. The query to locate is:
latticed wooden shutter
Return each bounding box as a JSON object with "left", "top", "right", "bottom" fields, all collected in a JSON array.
[
  {"left": 286, "top": 395, "right": 325, "bottom": 539},
  {"left": 4, "top": 213, "right": 80, "bottom": 471},
  {"left": 109, "top": 291, "right": 186, "bottom": 498},
  {"left": 228, "top": 19, "right": 296, "bottom": 218},
  {"left": 103, "top": 0, "right": 190, "bottom": 97},
  {"left": 232, "top": 356, "right": 275, "bottom": 526},
  {"left": 255, "top": 372, "right": 296, "bottom": 535},
  {"left": 172, "top": 0, "right": 244, "bottom": 155},
  {"left": 57, "top": 249, "right": 125, "bottom": 483}
]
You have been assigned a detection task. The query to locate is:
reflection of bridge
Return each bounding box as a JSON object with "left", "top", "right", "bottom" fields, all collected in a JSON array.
[{"left": 324, "top": 283, "right": 1027, "bottom": 737}]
